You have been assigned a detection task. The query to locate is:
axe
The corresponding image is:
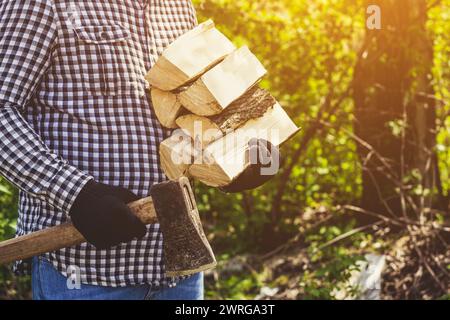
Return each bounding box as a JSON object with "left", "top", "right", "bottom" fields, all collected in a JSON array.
[{"left": 0, "top": 177, "right": 216, "bottom": 277}]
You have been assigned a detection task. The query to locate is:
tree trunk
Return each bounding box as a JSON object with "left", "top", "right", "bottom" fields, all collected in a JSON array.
[{"left": 353, "top": 0, "right": 442, "bottom": 220}]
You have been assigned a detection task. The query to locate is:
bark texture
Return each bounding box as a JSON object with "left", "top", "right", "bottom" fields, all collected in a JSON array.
[{"left": 210, "top": 86, "right": 276, "bottom": 132}]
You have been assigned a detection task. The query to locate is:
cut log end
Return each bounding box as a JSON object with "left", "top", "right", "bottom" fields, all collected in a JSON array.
[
  {"left": 159, "top": 132, "right": 193, "bottom": 180},
  {"left": 178, "top": 79, "right": 223, "bottom": 116},
  {"left": 176, "top": 114, "right": 223, "bottom": 148},
  {"left": 151, "top": 88, "right": 184, "bottom": 129},
  {"left": 176, "top": 46, "right": 267, "bottom": 116},
  {"left": 146, "top": 20, "right": 235, "bottom": 91},
  {"left": 188, "top": 162, "right": 232, "bottom": 187},
  {"left": 146, "top": 56, "right": 189, "bottom": 92}
]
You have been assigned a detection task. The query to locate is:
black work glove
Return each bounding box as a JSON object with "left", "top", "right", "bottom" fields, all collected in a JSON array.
[
  {"left": 220, "top": 138, "right": 281, "bottom": 193},
  {"left": 69, "top": 180, "right": 147, "bottom": 249}
]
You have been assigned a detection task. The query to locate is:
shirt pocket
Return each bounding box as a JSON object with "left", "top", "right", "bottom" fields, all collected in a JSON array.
[{"left": 73, "top": 24, "right": 147, "bottom": 97}]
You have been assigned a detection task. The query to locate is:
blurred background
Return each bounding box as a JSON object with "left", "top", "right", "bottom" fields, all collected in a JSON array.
[{"left": 1, "top": 0, "right": 449, "bottom": 300}]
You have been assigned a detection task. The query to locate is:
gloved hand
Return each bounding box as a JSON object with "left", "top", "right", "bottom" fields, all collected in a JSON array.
[
  {"left": 220, "top": 138, "right": 281, "bottom": 193},
  {"left": 69, "top": 180, "right": 147, "bottom": 249}
]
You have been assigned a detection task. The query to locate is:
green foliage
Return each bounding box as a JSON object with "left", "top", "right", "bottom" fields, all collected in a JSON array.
[
  {"left": 299, "top": 221, "right": 369, "bottom": 300},
  {"left": 0, "top": 0, "right": 448, "bottom": 300},
  {"left": 193, "top": 0, "right": 450, "bottom": 299},
  {"left": 0, "top": 178, "right": 30, "bottom": 299},
  {"left": 429, "top": 0, "right": 450, "bottom": 195},
  {"left": 206, "top": 267, "right": 264, "bottom": 300},
  {"left": 194, "top": 0, "right": 366, "bottom": 256}
]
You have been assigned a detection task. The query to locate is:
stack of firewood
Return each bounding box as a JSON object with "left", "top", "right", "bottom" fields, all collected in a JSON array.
[{"left": 146, "top": 20, "right": 299, "bottom": 188}]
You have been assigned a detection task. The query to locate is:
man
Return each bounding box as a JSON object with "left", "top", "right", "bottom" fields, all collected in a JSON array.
[{"left": 0, "top": 0, "right": 277, "bottom": 300}]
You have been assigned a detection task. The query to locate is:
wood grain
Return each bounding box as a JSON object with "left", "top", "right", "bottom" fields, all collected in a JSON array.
[
  {"left": 176, "top": 87, "right": 277, "bottom": 149},
  {"left": 146, "top": 20, "right": 235, "bottom": 91},
  {"left": 178, "top": 46, "right": 267, "bottom": 116},
  {"left": 189, "top": 103, "right": 301, "bottom": 187},
  {"left": 151, "top": 88, "right": 184, "bottom": 129}
]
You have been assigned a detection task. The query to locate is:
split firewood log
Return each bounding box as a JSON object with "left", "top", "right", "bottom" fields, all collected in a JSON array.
[
  {"left": 146, "top": 20, "right": 236, "bottom": 91},
  {"left": 175, "top": 87, "right": 277, "bottom": 147},
  {"left": 175, "top": 114, "right": 223, "bottom": 148},
  {"left": 159, "top": 131, "right": 194, "bottom": 180},
  {"left": 178, "top": 46, "right": 267, "bottom": 116},
  {"left": 188, "top": 103, "right": 300, "bottom": 187},
  {"left": 151, "top": 88, "right": 185, "bottom": 129}
]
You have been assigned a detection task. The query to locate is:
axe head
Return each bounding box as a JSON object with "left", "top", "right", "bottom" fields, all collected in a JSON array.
[{"left": 150, "top": 177, "right": 217, "bottom": 277}]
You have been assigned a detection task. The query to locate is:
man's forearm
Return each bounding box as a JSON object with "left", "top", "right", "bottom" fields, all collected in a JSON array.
[{"left": 0, "top": 103, "right": 93, "bottom": 213}]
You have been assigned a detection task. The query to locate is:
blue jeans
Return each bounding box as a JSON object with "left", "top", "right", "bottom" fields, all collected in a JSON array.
[{"left": 32, "top": 257, "right": 204, "bottom": 300}]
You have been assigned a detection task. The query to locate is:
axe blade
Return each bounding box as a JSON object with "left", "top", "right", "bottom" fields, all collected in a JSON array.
[{"left": 151, "top": 177, "right": 217, "bottom": 277}]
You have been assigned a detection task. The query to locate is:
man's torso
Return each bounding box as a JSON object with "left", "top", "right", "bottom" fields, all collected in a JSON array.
[{"left": 14, "top": 0, "right": 197, "bottom": 287}]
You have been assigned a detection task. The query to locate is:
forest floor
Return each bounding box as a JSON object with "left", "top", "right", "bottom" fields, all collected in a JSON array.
[
  {"left": 205, "top": 208, "right": 449, "bottom": 300},
  {"left": 1, "top": 209, "right": 448, "bottom": 300}
]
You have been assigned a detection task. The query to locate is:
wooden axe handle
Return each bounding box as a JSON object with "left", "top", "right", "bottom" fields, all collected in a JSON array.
[{"left": 0, "top": 197, "right": 157, "bottom": 265}]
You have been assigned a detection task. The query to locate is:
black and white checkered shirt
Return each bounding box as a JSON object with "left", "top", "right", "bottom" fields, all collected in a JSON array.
[{"left": 0, "top": 0, "right": 197, "bottom": 287}]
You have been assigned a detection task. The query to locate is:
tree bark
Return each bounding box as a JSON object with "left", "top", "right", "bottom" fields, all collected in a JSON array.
[{"left": 353, "top": 0, "right": 442, "bottom": 220}]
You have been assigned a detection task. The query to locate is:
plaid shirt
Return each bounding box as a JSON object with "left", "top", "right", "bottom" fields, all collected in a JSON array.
[{"left": 0, "top": 0, "right": 197, "bottom": 287}]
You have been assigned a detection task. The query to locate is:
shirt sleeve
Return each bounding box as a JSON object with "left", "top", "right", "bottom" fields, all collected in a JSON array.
[
  {"left": 0, "top": 0, "right": 93, "bottom": 214},
  {"left": 187, "top": 0, "right": 198, "bottom": 27}
]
